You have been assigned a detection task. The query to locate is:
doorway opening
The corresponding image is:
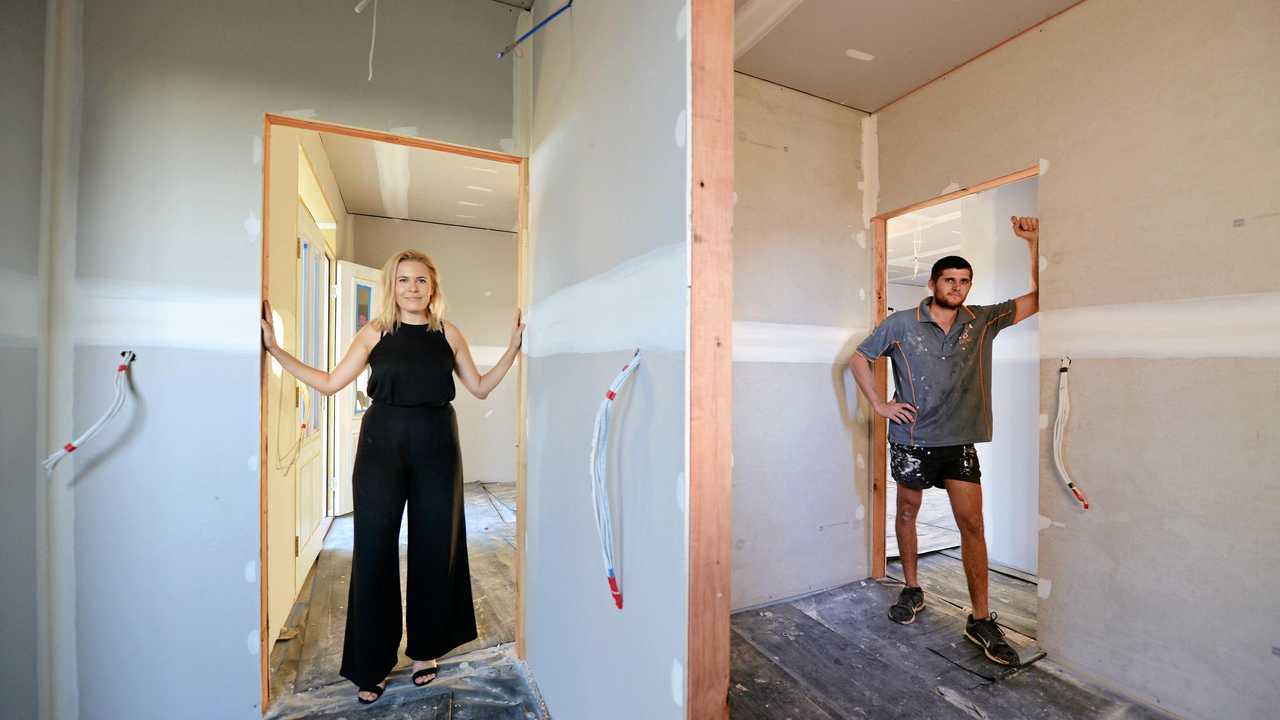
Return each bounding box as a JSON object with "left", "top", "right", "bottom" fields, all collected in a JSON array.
[
  {"left": 873, "top": 167, "right": 1041, "bottom": 640},
  {"left": 258, "top": 115, "right": 531, "bottom": 715}
]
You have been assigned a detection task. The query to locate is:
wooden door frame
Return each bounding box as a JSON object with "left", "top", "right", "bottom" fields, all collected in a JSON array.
[
  {"left": 688, "top": 0, "right": 735, "bottom": 717},
  {"left": 868, "top": 164, "right": 1039, "bottom": 578},
  {"left": 258, "top": 113, "right": 528, "bottom": 711}
]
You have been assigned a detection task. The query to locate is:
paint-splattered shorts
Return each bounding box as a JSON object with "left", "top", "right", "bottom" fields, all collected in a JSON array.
[{"left": 890, "top": 443, "right": 981, "bottom": 491}]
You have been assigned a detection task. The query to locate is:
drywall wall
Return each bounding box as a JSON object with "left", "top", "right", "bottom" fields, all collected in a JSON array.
[
  {"left": 952, "top": 179, "right": 1041, "bottom": 573},
  {"left": 60, "top": 1, "right": 520, "bottom": 717},
  {"left": 0, "top": 2, "right": 44, "bottom": 717},
  {"left": 353, "top": 214, "right": 519, "bottom": 485},
  {"left": 875, "top": 1, "right": 1280, "bottom": 716},
  {"left": 522, "top": 1, "right": 690, "bottom": 717},
  {"left": 731, "top": 73, "right": 870, "bottom": 609}
]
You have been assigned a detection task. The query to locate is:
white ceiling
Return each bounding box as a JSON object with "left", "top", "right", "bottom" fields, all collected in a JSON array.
[
  {"left": 735, "top": 0, "right": 1081, "bottom": 111},
  {"left": 319, "top": 131, "right": 519, "bottom": 233},
  {"left": 886, "top": 197, "right": 964, "bottom": 286}
]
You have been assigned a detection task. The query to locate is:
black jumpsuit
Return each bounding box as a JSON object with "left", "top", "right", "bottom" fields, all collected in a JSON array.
[{"left": 338, "top": 321, "right": 478, "bottom": 689}]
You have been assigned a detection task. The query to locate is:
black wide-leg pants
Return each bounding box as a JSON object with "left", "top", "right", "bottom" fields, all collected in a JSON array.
[{"left": 339, "top": 402, "right": 478, "bottom": 689}]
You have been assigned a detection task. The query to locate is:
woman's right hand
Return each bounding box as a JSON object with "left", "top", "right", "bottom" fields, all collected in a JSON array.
[
  {"left": 875, "top": 401, "right": 917, "bottom": 425},
  {"left": 261, "top": 300, "right": 278, "bottom": 352}
]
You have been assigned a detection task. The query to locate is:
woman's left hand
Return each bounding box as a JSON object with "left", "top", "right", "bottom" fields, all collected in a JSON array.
[{"left": 509, "top": 308, "right": 526, "bottom": 351}]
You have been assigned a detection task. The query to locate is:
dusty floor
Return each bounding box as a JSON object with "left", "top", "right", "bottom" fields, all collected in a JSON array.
[
  {"left": 267, "top": 483, "right": 540, "bottom": 718},
  {"left": 729, "top": 557, "right": 1175, "bottom": 719}
]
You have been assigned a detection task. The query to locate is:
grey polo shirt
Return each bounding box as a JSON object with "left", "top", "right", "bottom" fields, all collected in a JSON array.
[{"left": 857, "top": 297, "right": 1018, "bottom": 447}]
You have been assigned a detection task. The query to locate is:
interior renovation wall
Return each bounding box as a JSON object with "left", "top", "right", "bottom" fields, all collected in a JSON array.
[
  {"left": 522, "top": 1, "right": 690, "bottom": 718},
  {"left": 353, "top": 214, "right": 518, "bottom": 486},
  {"left": 875, "top": 1, "right": 1280, "bottom": 717},
  {"left": 60, "top": 1, "right": 519, "bottom": 717},
  {"left": 1, "top": 2, "right": 45, "bottom": 717},
  {"left": 731, "top": 73, "right": 870, "bottom": 609}
]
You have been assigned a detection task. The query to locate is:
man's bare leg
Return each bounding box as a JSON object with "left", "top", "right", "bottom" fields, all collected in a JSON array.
[
  {"left": 944, "top": 479, "right": 989, "bottom": 618},
  {"left": 895, "top": 486, "right": 924, "bottom": 588}
]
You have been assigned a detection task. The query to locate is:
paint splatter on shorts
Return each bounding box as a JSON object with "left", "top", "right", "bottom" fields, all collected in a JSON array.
[{"left": 890, "top": 443, "right": 981, "bottom": 490}]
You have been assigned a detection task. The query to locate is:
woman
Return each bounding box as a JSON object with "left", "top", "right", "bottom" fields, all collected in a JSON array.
[{"left": 261, "top": 249, "right": 523, "bottom": 704}]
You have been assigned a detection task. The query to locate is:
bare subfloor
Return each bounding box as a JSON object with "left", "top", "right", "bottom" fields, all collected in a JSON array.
[
  {"left": 267, "top": 483, "right": 542, "bottom": 719},
  {"left": 730, "top": 561, "right": 1175, "bottom": 719}
]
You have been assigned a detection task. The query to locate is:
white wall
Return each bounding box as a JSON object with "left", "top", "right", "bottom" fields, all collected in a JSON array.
[
  {"left": 962, "top": 179, "right": 1040, "bottom": 573},
  {"left": 58, "top": 1, "right": 520, "bottom": 717},
  {"left": 523, "top": 2, "right": 690, "bottom": 718},
  {"left": 0, "top": 2, "right": 45, "bottom": 717},
  {"left": 731, "top": 73, "right": 870, "bottom": 610},
  {"left": 353, "top": 215, "right": 518, "bottom": 485}
]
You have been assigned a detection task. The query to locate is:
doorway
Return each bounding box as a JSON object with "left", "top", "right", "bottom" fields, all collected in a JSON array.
[
  {"left": 872, "top": 166, "right": 1041, "bottom": 639},
  {"left": 257, "top": 115, "right": 530, "bottom": 714}
]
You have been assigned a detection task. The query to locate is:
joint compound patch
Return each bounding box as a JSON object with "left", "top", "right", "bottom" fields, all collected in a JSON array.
[
  {"left": 244, "top": 214, "right": 261, "bottom": 239},
  {"left": 859, "top": 288, "right": 867, "bottom": 301},
  {"left": 247, "top": 454, "right": 258, "bottom": 472},
  {"left": 675, "top": 2, "right": 689, "bottom": 40},
  {"left": 1038, "top": 514, "right": 1053, "bottom": 531},
  {"left": 1038, "top": 158, "right": 1050, "bottom": 175},
  {"left": 856, "top": 231, "right": 867, "bottom": 249},
  {"left": 856, "top": 505, "right": 865, "bottom": 521},
  {"left": 252, "top": 136, "right": 263, "bottom": 166},
  {"left": 247, "top": 628, "right": 261, "bottom": 655},
  {"left": 675, "top": 109, "right": 688, "bottom": 149},
  {"left": 244, "top": 560, "right": 257, "bottom": 583},
  {"left": 281, "top": 108, "right": 317, "bottom": 119},
  {"left": 1039, "top": 255, "right": 1049, "bottom": 272},
  {"left": 390, "top": 126, "right": 418, "bottom": 137},
  {"left": 856, "top": 453, "right": 866, "bottom": 470},
  {"left": 676, "top": 472, "right": 687, "bottom": 513},
  {"left": 1037, "top": 579, "right": 1052, "bottom": 599},
  {"left": 1039, "top": 413, "right": 1050, "bottom": 430},
  {"left": 671, "top": 658, "right": 685, "bottom": 707},
  {"left": 941, "top": 181, "right": 962, "bottom": 195},
  {"left": 732, "top": 191, "right": 739, "bottom": 205}
]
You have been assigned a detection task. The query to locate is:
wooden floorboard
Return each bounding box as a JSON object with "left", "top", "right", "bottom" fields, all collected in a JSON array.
[
  {"left": 730, "top": 579, "right": 1178, "bottom": 720},
  {"left": 887, "top": 551, "right": 1038, "bottom": 639},
  {"left": 729, "top": 629, "right": 837, "bottom": 720}
]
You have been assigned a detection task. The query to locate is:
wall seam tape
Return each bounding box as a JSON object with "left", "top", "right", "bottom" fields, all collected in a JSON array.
[{"left": 733, "top": 321, "right": 869, "bottom": 364}]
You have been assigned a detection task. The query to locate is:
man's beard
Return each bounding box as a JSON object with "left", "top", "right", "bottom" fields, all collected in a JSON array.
[{"left": 933, "top": 292, "right": 962, "bottom": 309}]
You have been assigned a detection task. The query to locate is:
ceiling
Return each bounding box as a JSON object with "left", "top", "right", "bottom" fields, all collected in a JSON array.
[
  {"left": 735, "top": 0, "right": 1081, "bottom": 112},
  {"left": 886, "top": 197, "right": 963, "bottom": 286},
  {"left": 319, "top": 131, "right": 519, "bottom": 233}
]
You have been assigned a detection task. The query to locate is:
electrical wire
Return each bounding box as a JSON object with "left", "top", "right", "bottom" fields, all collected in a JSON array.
[
  {"left": 589, "top": 350, "right": 641, "bottom": 610},
  {"left": 42, "top": 352, "right": 137, "bottom": 479},
  {"left": 1052, "top": 356, "right": 1089, "bottom": 510}
]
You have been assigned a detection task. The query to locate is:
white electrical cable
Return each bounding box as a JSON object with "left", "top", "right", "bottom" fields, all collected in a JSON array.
[
  {"left": 42, "top": 352, "right": 136, "bottom": 478},
  {"left": 589, "top": 350, "right": 642, "bottom": 610},
  {"left": 356, "top": 0, "right": 377, "bottom": 81},
  {"left": 1052, "top": 356, "right": 1089, "bottom": 509}
]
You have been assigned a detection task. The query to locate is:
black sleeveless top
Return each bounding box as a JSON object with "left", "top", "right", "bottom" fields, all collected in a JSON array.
[{"left": 366, "top": 322, "right": 457, "bottom": 406}]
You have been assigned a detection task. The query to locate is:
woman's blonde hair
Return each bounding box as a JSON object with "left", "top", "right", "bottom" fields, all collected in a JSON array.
[{"left": 376, "top": 249, "right": 446, "bottom": 333}]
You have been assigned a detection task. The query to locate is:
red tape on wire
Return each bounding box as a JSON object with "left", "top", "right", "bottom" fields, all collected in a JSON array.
[{"left": 64, "top": 443, "right": 77, "bottom": 453}]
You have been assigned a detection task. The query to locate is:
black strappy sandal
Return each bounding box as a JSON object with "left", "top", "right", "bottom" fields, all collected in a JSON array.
[
  {"left": 356, "top": 683, "right": 386, "bottom": 705},
  {"left": 412, "top": 665, "right": 439, "bottom": 687}
]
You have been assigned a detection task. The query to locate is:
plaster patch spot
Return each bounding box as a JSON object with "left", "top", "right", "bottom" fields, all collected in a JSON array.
[
  {"left": 1039, "top": 255, "right": 1049, "bottom": 272},
  {"left": 248, "top": 454, "right": 258, "bottom": 472},
  {"left": 856, "top": 231, "right": 867, "bottom": 249},
  {"left": 244, "top": 560, "right": 257, "bottom": 583},
  {"left": 671, "top": 658, "right": 685, "bottom": 707},
  {"left": 732, "top": 192, "right": 739, "bottom": 205},
  {"left": 244, "top": 214, "right": 261, "bottom": 239},
  {"left": 1037, "top": 578, "right": 1052, "bottom": 599},
  {"left": 856, "top": 453, "right": 866, "bottom": 470},
  {"left": 845, "top": 48, "right": 875, "bottom": 61},
  {"left": 484, "top": 290, "right": 493, "bottom": 297},
  {"left": 252, "top": 136, "right": 263, "bottom": 166},
  {"left": 281, "top": 108, "right": 317, "bottom": 119},
  {"left": 484, "top": 409, "right": 494, "bottom": 419},
  {"left": 859, "top": 288, "right": 867, "bottom": 302},
  {"left": 499, "top": 138, "right": 515, "bottom": 154},
  {"left": 1038, "top": 157, "right": 1050, "bottom": 175},
  {"left": 247, "top": 628, "right": 261, "bottom": 655},
  {"left": 674, "top": 110, "right": 688, "bottom": 149},
  {"left": 941, "top": 181, "right": 961, "bottom": 195},
  {"left": 390, "top": 126, "right": 418, "bottom": 137},
  {"left": 675, "top": 2, "right": 689, "bottom": 41},
  {"left": 855, "top": 505, "right": 865, "bottom": 521},
  {"left": 1038, "top": 514, "right": 1052, "bottom": 531},
  {"left": 1039, "top": 413, "right": 1050, "bottom": 429},
  {"left": 676, "top": 472, "right": 687, "bottom": 512}
]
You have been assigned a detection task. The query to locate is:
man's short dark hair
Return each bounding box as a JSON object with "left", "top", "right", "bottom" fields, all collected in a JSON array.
[{"left": 930, "top": 256, "right": 973, "bottom": 282}]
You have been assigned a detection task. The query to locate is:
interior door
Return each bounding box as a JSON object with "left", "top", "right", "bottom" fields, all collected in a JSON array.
[
  {"left": 295, "top": 205, "right": 330, "bottom": 587},
  {"left": 333, "top": 260, "right": 382, "bottom": 516}
]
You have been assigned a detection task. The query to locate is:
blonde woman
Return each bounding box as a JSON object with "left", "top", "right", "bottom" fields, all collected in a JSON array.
[{"left": 261, "top": 249, "right": 523, "bottom": 704}]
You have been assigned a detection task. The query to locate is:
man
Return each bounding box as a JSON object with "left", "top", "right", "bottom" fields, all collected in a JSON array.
[{"left": 849, "top": 216, "right": 1040, "bottom": 666}]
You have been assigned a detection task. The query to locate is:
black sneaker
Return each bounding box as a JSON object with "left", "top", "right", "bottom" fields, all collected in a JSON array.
[
  {"left": 965, "top": 612, "right": 1020, "bottom": 666},
  {"left": 888, "top": 586, "right": 925, "bottom": 624}
]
